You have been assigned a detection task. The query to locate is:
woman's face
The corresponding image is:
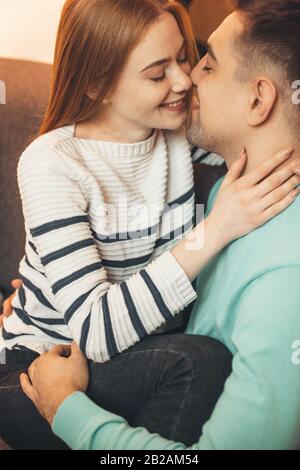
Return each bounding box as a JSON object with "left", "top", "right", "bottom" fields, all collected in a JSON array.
[{"left": 101, "top": 13, "right": 193, "bottom": 141}]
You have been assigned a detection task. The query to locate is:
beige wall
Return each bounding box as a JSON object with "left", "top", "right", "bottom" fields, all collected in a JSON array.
[
  {"left": 0, "top": 0, "right": 229, "bottom": 64},
  {"left": 189, "top": 0, "right": 229, "bottom": 42},
  {"left": 0, "top": 0, "right": 65, "bottom": 64}
]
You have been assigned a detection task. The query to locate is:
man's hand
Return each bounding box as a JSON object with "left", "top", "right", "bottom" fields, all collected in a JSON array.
[
  {"left": 0, "top": 279, "right": 23, "bottom": 328},
  {"left": 20, "top": 342, "right": 89, "bottom": 426}
]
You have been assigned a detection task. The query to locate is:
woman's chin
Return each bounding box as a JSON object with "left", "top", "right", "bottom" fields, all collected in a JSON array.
[{"left": 155, "top": 111, "right": 188, "bottom": 130}]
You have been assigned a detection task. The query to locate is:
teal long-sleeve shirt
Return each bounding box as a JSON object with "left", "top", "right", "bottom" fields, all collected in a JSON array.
[{"left": 52, "top": 178, "right": 300, "bottom": 450}]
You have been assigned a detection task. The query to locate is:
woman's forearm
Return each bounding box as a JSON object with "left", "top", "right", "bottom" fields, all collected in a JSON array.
[{"left": 171, "top": 214, "right": 225, "bottom": 282}]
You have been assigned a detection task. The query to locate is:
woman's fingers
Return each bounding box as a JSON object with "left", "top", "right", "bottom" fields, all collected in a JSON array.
[
  {"left": 220, "top": 149, "right": 246, "bottom": 187},
  {"left": 258, "top": 189, "right": 300, "bottom": 225},
  {"left": 11, "top": 279, "right": 22, "bottom": 289},
  {"left": 1, "top": 279, "right": 22, "bottom": 318},
  {"left": 2, "top": 293, "right": 15, "bottom": 317},
  {"left": 254, "top": 160, "right": 300, "bottom": 198},
  {"left": 2, "top": 296, "right": 13, "bottom": 317},
  {"left": 242, "top": 147, "right": 294, "bottom": 187},
  {"left": 20, "top": 373, "right": 34, "bottom": 401},
  {"left": 258, "top": 174, "right": 300, "bottom": 211}
]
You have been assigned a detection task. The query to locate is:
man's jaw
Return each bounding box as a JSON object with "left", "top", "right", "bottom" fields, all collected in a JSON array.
[{"left": 187, "top": 125, "right": 225, "bottom": 158}]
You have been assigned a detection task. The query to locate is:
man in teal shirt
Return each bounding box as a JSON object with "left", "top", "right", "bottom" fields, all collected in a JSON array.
[{"left": 19, "top": 0, "right": 300, "bottom": 449}]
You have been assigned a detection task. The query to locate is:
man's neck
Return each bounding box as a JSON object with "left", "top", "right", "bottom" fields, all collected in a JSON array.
[{"left": 224, "top": 124, "right": 299, "bottom": 176}]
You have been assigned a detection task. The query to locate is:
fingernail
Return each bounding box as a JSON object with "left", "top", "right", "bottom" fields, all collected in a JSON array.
[
  {"left": 281, "top": 147, "right": 294, "bottom": 159},
  {"left": 290, "top": 189, "right": 300, "bottom": 198},
  {"left": 239, "top": 147, "right": 246, "bottom": 158}
]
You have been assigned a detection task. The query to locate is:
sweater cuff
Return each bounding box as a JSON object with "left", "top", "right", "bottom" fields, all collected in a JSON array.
[
  {"left": 52, "top": 391, "right": 123, "bottom": 450},
  {"left": 151, "top": 250, "right": 197, "bottom": 309}
]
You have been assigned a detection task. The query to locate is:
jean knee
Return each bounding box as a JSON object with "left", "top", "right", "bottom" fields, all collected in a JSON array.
[
  {"left": 160, "top": 334, "right": 232, "bottom": 376},
  {"left": 127, "top": 333, "right": 232, "bottom": 379},
  {"left": 184, "top": 335, "right": 232, "bottom": 387}
]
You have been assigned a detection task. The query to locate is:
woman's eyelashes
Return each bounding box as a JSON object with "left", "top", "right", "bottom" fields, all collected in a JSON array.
[
  {"left": 151, "top": 74, "right": 166, "bottom": 83},
  {"left": 150, "top": 56, "right": 189, "bottom": 83}
]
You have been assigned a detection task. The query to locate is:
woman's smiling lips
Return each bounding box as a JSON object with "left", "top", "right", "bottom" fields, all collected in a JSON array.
[{"left": 160, "top": 97, "right": 187, "bottom": 112}]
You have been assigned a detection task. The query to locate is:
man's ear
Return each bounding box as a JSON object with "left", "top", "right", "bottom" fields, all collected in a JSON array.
[{"left": 246, "top": 77, "right": 277, "bottom": 126}]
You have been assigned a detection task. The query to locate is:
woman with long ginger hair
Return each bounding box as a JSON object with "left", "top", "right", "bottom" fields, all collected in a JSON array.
[{"left": 0, "top": 0, "right": 298, "bottom": 449}]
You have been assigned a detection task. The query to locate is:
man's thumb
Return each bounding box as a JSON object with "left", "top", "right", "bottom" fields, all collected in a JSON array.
[
  {"left": 71, "top": 341, "right": 83, "bottom": 356},
  {"left": 50, "top": 344, "right": 71, "bottom": 357}
]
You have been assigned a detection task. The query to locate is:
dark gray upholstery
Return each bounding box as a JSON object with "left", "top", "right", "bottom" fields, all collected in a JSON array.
[{"left": 0, "top": 58, "right": 51, "bottom": 296}]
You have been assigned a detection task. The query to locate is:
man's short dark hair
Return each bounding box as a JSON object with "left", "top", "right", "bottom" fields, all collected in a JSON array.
[{"left": 230, "top": 0, "right": 300, "bottom": 127}]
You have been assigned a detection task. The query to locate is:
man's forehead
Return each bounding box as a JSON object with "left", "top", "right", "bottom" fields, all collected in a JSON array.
[{"left": 208, "top": 12, "right": 245, "bottom": 58}]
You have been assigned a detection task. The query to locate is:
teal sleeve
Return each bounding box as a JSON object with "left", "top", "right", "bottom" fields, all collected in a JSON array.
[
  {"left": 53, "top": 267, "right": 300, "bottom": 450},
  {"left": 197, "top": 266, "right": 300, "bottom": 450},
  {"left": 52, "top": 392, "right": 187, "bottom": 450}
]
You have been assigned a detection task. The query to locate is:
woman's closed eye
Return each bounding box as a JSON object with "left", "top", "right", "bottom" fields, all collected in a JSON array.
[
  {"left": 150, "top": 55, "right": 189, "bottom": 82},
  {"left": 151, "top": 74, "right": 166, "bottom": 82}
]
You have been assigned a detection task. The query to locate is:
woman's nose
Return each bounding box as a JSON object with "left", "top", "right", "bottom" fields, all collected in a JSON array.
[{"left": 171, "top": 67, "right": 193, "bottom": 93}]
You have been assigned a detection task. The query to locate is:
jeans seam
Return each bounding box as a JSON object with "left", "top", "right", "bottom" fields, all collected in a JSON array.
[
  {"left": 121, "top": 347, "right": 194, "bottom": 441},
  {"left": 166, "top": 351, "right": 194, "bottom": 441},
  {"left": 0, "top": 384, "right": 21, "bottom": 390}
]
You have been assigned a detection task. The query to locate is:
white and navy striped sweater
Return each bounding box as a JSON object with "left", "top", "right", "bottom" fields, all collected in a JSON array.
[{"left": 0, "top": 124, "right": 223, "bottom": 363}]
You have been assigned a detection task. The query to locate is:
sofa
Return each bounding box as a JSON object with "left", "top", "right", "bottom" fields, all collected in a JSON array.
[
  {"left": 0, "top": 58, "right": 52, "bottom": 450},
  {"left": 0, "top": 58, "right": 51, "bottom": 298}
]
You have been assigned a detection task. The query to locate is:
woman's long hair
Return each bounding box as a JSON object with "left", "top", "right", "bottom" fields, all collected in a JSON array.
[{"left": 39, "top": 0, "right": 199, "bottom": 136}]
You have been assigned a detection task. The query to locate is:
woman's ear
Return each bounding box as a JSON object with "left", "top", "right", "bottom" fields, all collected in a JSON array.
[
  {"left": 246, "top": 77, "right": 277, "bottom": 126},
  {"left": 86, "top": 87, "right": 99, "bottom": 101},
  {"left": 86, "top": 89, "right": 110, "bottom": 105},
  {"left": 85, "top": 83, "right": 106, "bottom": 102}
]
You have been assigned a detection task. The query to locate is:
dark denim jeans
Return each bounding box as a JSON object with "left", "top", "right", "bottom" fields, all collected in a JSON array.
[{"left": 0, "top": 333, "right": 232, "bottom": 450}]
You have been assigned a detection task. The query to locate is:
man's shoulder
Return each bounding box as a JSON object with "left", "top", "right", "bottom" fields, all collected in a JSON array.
[
  {"left": 205, "top": 177, "right": 224, "bottom": 215},
  {"left": 230, "top": 193, "right": 300, "bottom": 276},
  {"left": 208, "top": 176, "right": 300, "bottom": 247},
  {"left": 255, "top": 192, "right": 300, "bottom": 244}
]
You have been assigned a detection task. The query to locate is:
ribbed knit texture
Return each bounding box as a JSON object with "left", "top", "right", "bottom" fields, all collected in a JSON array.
[{"left": 0, "top": 124, "right": 206, "bottom": 363}]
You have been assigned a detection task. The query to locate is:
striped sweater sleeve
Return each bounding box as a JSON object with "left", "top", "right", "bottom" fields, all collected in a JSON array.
[
  {"left": 17, "top": 148, "right": 197, "bottom": 363},
  {"left": 191, "top": 146, "right": 224, "bottom": 166}
]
